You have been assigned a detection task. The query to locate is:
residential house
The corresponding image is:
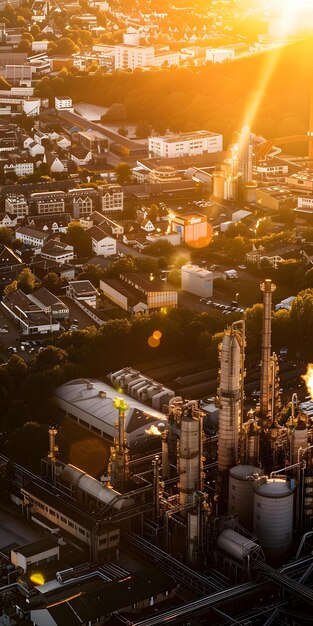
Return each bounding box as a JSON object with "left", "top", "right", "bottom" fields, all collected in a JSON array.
[
  {"left": 70, "top": 147, "right": 92, "bottom": 167},
  {"left": 27, "top": 213, "right": 71, "bottom": 234},
  {"left": 15, "top": 226, "right": 49, "bottom": 248},
  {"left": 89, "top": 225, "right": 117, "bottom": 257},
  {"left": 0, "top": 212, "right": 17, "bottom": 227},
  {"left": 27, "top": 140, "right": 45, "bottom": 158},
  {"left": 44, "top": 151, "right": 65, "bottom": 173}
]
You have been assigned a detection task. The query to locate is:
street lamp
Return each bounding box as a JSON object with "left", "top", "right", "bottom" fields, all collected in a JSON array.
[{"left": 235, "top": 292, "right": 239, "bottom": 302}]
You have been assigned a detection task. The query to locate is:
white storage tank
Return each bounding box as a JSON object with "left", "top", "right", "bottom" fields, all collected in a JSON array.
[
  {"left": 216, "top": 528, "right": 260, "bottom": 563},
  {"left": 228, "top": 465, "right": 264, "bottom": 530},
  {"left": 253, "top": 477, "right": 295, "bottom": 552}
]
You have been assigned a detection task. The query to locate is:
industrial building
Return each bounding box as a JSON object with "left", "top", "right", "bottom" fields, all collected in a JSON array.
[
  {"left": 181, "top": 263, "right": 213, "bottom": 298},
  {"left": 148, "top": 131, "right": 223, "bottom": 158},
  {"left": 54, "top": 378, "right": 167, "bottom": 445}
]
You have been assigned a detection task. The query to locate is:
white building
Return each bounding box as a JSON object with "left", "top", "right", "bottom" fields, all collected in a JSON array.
[
  {"left": 90, "top": 225, "right": 117, "bottom": 257},
  {"left": 15, "top": 226, "right": 48, "bottom": 248},
  {"left": 149, "top": 130, "right": 223, "bottom": 158},
  {"left": 297, "top": 196, "right": 313, "bottom": 209},
  {"left": 5, "top": 194, "right": 28, "bottom": 217},
  {"left": 101, "top": 184, "right": 123, "bottom": 212},
  {"left": 54, "top": 95, "right": 73, "bottom": 111},
  {"left": 181, "top": 264, "right": 213, "bottom": 298},
  {"left": 114, "top": 45, "right": 154, "bottom": 69},
  {"left": 206, "top": 48, "right": 235, "bottom": 63},
  {"left": 66, "top": 280, "right": 98, "bottom": 308}
]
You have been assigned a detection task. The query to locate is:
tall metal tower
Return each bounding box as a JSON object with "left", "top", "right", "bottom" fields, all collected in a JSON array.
[
  {"left": 260, "top": 279, "right": 276, "bottom": 421},
  {"left": 109, "top": 397, "right": 130, "bottom": 491},
  {"left": 217, "top": 322, "right": 245, "bottom": 493}
]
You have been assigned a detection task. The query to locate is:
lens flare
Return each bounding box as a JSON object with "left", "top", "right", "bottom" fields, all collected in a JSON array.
[
  {"left": 302, "top": 364, "right": 313, "bottom": 399},
  {"left": 243, "top": 0, "right": 309, "bottom": 130},
  {"left": 30, "top": 573, "right": 45, "bottom": 586},
  {"left": 148, "top": 335, "right": 160, "bottom": 348},
  {"left": 153, "top": 330, "right": 162, "bottom": 340}
]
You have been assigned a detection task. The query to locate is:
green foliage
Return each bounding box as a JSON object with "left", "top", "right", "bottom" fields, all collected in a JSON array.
[
  {"left": 115, "top": 162, "right": 132, "bottom": 185},
  {"left": 0, "top": 227, "right": 12, "bottom": 245},
  {"left": 136, "top": 120, "right": 151, "bottom": 138},
  {"left": 62, "top": 221, "right": 92, "bottom": 257},
  {"left": 144, "top": 240, "right": 174, "bottom": 258},
  {"left": 118, "top": 126, "right": 128, "bottom": 137},
  {"left": 17, "top": 268, "right": 36, "bottom": 294},
  {"left": 102, "top": 103, "right": 127, "bottom": 121}
]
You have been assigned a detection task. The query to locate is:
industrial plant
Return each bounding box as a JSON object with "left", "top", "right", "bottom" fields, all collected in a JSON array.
[{"left": 1, "top": 277, "right": 313, "bottom": 624}]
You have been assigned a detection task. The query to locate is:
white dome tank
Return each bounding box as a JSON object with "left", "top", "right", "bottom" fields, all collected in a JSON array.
[
  {"left": 228, "top": 465, "right": 264, "bottom": 530},
  {"left": 253, "top": 477, "right": 295, "bottom": 552}
]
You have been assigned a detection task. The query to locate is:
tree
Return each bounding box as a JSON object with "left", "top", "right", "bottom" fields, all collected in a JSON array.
[
  {"left": 42, "top": 272, "right": 62, "bottom": 294},
  {"left": 245, "top": 303, "right": 263, "bottom": 353},
  {"left": 17, "top": 39, "right": 31, "bottom": 52},
  {"left": 304, "top": 267, "right": 313, "bottom": 288},
  {"left": 3, "top": 399, "right": 30, "bottom": 431},
  {"left": 102, "top": 103, "right": 127, "bottom": 121},
  {"left": 77, "top": 264, "right": 105, "bottom": 287},
  {"left": 54, "top": 37, "right": 79, "bottom": 55},
  {"left": 4, "top": 280, "right": 17, "bottom": 296},
  {"left": 115, "top": 162, "right": 132, "bottom": 185},
  {"left": 227, "top": 236, "right": 250, "bottom": 261},
  {"left": 17, "top": 268, "right": 36, "bottom": 294},
  {"left": 135, "top": 120, "right": 151, "bottom": 138},
  {"left": 168, "top": 268, "right": 181, "bottom": 287},
  {"left": 0, "top": 227, "right": 12, "bottom": 245},
  {"left": 118, "top": 126, "right": 128, "bottom": 137},
  {"left": 3, "top": 422, "right": 48, "bottom": 472},
  {"left": 144, "top": 240, "right": 174, "bottom": 258},
  {"left": 62, "top": 221, "right": 92, "bottom": 257},
  {"left": 31, "top": 346, "right": 68, "bottom": 373}
]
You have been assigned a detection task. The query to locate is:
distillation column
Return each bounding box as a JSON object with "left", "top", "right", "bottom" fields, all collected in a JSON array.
[
  {"left": 218, "top": 329, "right": 242, "bottom": 485},
  {"left": 178, "top": 405, "right": 203, "bottom": 507},
  {"left": 260, "top": 279, "right": 276, "bottom": 421}
]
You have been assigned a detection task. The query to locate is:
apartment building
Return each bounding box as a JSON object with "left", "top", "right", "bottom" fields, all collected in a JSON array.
[
  {"left": 30, "top": 191, "right": 66, "bottom": 215},
  {"left": 100, "top": 184, "right": 123, "bottom": 213},
  {"left": 5, "top": 194, "right": 28, "bottom": 217},
  {"left": 114, "top": 45, "right": 154, "bottom": 69}
]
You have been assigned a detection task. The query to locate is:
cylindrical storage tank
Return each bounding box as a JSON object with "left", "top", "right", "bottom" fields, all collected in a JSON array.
[
  {"left": 243, "top": 181, "right": 257, "bottom": 203},
  {"left": 290, "top": 423, "right": 308, "bottom": 465},
  {"left": 179, "top": 415, "right": 200, "bottom": 506},
  {"left": 228, "top": 465, "right": 264, "bottom": 530},
  {"left": 253, "top": 477, "right": 295, "bottom": 553},
  {"left": 216, "top": 528, "right": 260, "bottom": 563}
]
